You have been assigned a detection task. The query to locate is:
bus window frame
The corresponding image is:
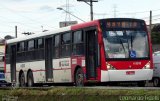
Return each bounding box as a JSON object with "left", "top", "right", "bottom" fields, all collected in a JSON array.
[
  {"left": 72, "top": 30, "right": 85, "bottom": 56},
  {"left": 60, "top": 32, "right": 71, "bottom": 57},
  {"left": 53, "top": 34, "right": 60, "bottom": 59}
]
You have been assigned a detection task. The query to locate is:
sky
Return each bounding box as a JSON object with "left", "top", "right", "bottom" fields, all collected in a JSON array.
[{"left": 0, "top": 0, "right": 160, "bottom": 38}]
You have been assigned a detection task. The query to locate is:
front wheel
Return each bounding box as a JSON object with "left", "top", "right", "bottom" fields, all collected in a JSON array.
[
  {"left": 75, "top": 68, "right": 84, "bottom": 87},
  {"left": 153, "top": 78, "right": 160, "bottom": 87}
]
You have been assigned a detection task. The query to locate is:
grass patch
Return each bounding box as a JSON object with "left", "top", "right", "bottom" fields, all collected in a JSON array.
[{"left": 0, "top": 87, "right": 160, "bottom": 101}]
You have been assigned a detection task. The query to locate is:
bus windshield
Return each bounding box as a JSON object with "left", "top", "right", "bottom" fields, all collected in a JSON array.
[{"left": 103, "top": 30, "right": 149, "bottom": 59}]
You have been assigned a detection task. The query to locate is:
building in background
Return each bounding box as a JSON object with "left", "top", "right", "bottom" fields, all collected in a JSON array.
[{"left": 0, "top": 38, "right": 5, "bottom": 73}]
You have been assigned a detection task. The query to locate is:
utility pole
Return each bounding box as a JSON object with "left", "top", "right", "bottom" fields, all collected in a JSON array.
[
  {"left": 77, "top": 0, "right": 98, "bottom": 21},
  {"left": 57, "top": 7, "right": 85, "bottom": 22},
  {"left": 15, "top": 26, "right": 17, "bottom": 38},
  {"left": 90, "top": 0, "right": 93, "bottom": 21},
  {"left": 149, "top": 10, "right": 152, "bottom": 34}
]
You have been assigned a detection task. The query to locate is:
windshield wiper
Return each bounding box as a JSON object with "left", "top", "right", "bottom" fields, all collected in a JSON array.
[
  {"left": 114, "top": 32, "right": 126, "bottom": 55},
  {"left": 124, "top": 31, "right": 130, "bottom": 58},
  {"left": 128, "top": 32, "right": 133, "bottom": 58}
]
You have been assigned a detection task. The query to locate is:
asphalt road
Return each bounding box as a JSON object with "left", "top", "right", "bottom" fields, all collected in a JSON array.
[{"left": 0, "top": 81, "right": 159, "bottom": 90}]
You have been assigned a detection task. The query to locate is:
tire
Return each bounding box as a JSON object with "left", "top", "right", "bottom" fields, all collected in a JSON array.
[
  {"left": 27, "top": 71, "right": 34, "bottom": 87},
  {"left": 153, "top": 78, "right": 160, "bottom": 87},
  {"left": 137, "top": 81, "right": 146, "bottom": 87},
  {"left": 19, "top": 72, "right": 26, "bottom": 87},
  {"left": 75, "top": 68, "right": 84, "bottom": 86}
]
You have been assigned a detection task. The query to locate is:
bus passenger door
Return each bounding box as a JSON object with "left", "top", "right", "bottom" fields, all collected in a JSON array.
[
  {"left": 10, "top": 45, "right": 16, "bottom": 82},
  {"left": 45, "top": 37, "right": 53, "bottom": 82},
  {"left": 85, "top": 28, "right": 98, "bottom": 80}
]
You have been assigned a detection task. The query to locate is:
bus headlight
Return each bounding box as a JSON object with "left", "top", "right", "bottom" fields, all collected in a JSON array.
[
  {"left": 107, "top": 64, "right": 116, "bottom": 70},
  {"left": 143, "top": 62, "right": 150, "bottom": 69}
]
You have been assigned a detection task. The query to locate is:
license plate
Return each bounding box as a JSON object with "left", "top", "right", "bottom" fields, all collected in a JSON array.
[{"left": 126, "top": 71, "right": 135, "bottom": 75}]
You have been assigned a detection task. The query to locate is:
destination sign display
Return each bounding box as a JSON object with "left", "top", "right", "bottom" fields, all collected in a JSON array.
[{"left": 106, "top": 21, "right": 144, "bottom": 29}]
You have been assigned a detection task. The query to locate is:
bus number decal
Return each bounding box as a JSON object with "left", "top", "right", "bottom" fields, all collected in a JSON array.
[{"left": 59, "top": 60, "right": 70, "bottom": 68}]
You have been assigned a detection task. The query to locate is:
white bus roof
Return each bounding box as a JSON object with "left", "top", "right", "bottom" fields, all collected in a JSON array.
[{"left": 7, "top": 26, "right": 71, "bottom": 44}]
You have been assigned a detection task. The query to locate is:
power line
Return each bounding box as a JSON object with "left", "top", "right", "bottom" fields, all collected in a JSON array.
[
  {"left": 141, "top": 14, "right": 160, "bottom": 22},
  {"left": 0, "top": 31, "right": 14, "bottom": 33},
  {"left": 117, "top": 9, "right": 160, "bottom": 15}
]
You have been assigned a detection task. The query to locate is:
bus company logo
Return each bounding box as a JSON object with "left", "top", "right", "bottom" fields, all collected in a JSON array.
[{"left": 59, "top": 60, "right": 69, "bottom": 67}]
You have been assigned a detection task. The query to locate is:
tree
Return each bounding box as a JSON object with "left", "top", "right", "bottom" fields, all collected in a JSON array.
[
  {"left": 4, "top": 35, "right": 15, "bottom": 40},
  {"left": 151, "top": 32, "right": 160, "bottom": 44}
]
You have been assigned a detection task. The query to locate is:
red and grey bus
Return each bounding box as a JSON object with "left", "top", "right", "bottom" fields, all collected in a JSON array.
[{"left": 5, "top": 18, "right": 153, "bottom": 87}]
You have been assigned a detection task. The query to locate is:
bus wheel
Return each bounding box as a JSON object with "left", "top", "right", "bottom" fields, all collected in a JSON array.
[
  {"left": 153, "top": 78, "right": 160, "bottom": 87},
  {"left": 137, "top": 81, "right": 146, "bottom": 87},
  {"left": 75, "top": 68, "right": 84, "bottom": 86},
  {"left": 19, "top": 72, "right": 25, "bottom": 87},
  {"left": 27, "top": 71, "right": 34, "bottom": 87}
]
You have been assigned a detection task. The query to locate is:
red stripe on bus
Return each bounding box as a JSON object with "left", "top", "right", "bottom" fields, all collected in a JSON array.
[{"left": 5, "top": 68, "right": 71, "bottom": 73}]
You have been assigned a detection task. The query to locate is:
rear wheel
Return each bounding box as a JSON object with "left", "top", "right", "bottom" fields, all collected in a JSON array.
[
  {"left": 27, "top": 71, "right": 34, "bottom": 87},
  {"left": 19, "top": 72, "right": 25, "bottom": 87},
  {"left": 75, "top": 68, "right": 84, "bottom": 86},
  {"left": 153, "top": 78, "right": 160, "bottom": 87}
]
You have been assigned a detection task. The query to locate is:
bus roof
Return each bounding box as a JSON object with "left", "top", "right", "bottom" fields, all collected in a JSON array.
[
  {"left": 6, "top": 18, "right": 145, "bottom": 44},
  {"left": 6, "top": 19, "right": 99, "bottom": 44},
  {"left": 7, "top": 26, "right": 71, "bottom": 44}
]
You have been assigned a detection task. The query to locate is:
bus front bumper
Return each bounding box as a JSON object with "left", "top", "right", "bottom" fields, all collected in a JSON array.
[{"left": 101, "top": 69, "right": 153, "bottom": 82}]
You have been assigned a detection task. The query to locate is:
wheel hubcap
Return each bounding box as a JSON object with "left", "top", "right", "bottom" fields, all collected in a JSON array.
[
  {"left": 28, "top": 79, "right": 32, "bottom": 86},
  {"left": 21, "top": 75, "right": 25, "bottom": 86},
  {"left": 76, "top": 71, "right": 83, "bottom": 86}
]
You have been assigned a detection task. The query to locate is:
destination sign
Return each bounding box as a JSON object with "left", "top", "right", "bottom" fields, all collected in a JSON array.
[{"left": 106, "top": 21, "right": 144, "bottom": 29}]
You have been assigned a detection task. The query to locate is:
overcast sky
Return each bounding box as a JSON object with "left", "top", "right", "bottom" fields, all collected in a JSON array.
[{"left": 0, "top": 0, "right": 160, "bottom": 38}]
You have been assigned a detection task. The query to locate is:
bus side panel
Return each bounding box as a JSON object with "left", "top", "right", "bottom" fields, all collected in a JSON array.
[
  {"left": 29, "top": 61, "right": 46, "bottom": 83},
  {"left": 53, "top": 58, "right": 72, "bottom": 83},
  {"left": 16, "top": 62, "right": 29, "bottom": 84},
  {"left": 16, "top": 61, "right": 46, "bottom": 84}
]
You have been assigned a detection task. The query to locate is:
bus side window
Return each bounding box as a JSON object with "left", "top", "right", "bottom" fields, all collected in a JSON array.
[
  {"left": 53, "top": 35, "right": 60, "bottom": 58},
  {"left": 20, "top": 42, "right": 25, "bottom": 51},
  {"left": 38, "top": 38, "right": 44, "bottom": 49},
  {"left": 35, "top": 38, "right": 44, "bottom": 60},
  {"left": 17, "top": 43, "right": 20, "bottom": 52},
  {"left": 17, "top": 42, "right": 25, "bottom": 62},
  {"left": 61, "top": 33, "right": 71, "bottom": 57},
  {"left": 28, "top": 40, "right": 35, "bottom": 51},
  {"left": 72, "top": 30, "right": 84, "bottom": 55}
]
